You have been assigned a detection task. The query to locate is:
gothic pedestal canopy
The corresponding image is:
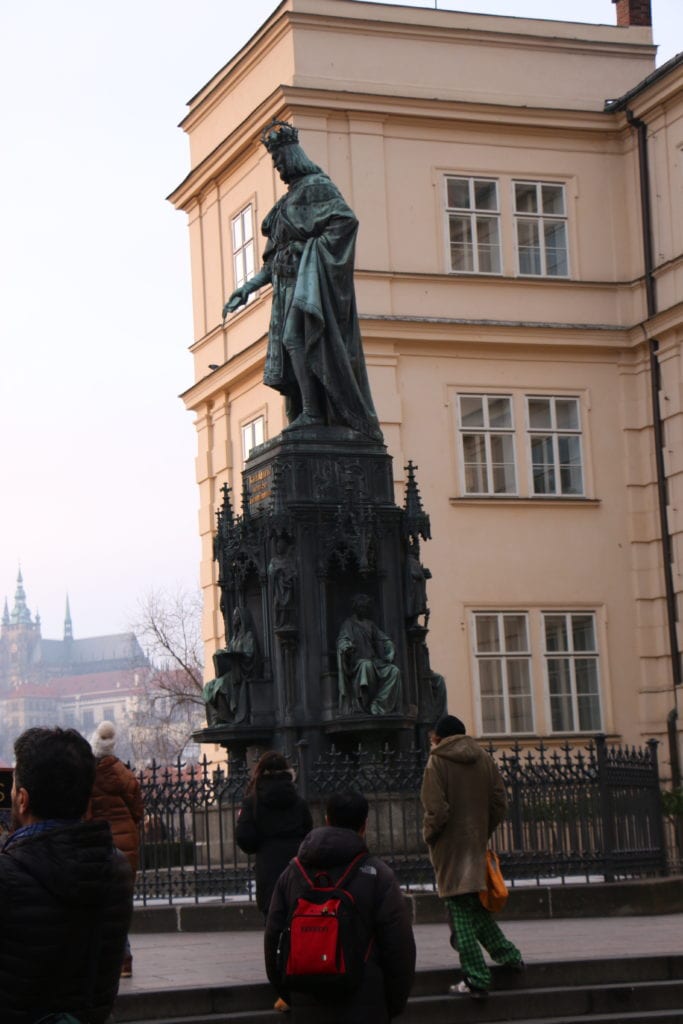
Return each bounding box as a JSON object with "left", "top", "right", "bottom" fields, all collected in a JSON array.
[{"left": 193, "top": 424, "right": 444, "bottom": 764}]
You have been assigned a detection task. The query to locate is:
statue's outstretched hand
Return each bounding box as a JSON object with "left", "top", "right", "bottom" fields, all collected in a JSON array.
[{"left": 223, "top": 286, "right": 250, "bottom": 320}]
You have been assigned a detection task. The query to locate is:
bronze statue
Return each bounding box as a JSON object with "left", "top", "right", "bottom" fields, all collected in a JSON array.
[
  {"left": 203, "top": 607, "right": 258, "bottom": 725},
  {"left": 405, "top": 542, "right": 431, "bottom": 627},
  {"left": 337, "top": 594, "right": 401, "bottom": 716},
  {"left": 428, "top": 669, "right": 448, "bottom": 722},
  {"left": 223, "top": 120, "right": 381, "bottom": 439},
  {"left": 268, "top": 535, "right": 297, "bottom": 630}
]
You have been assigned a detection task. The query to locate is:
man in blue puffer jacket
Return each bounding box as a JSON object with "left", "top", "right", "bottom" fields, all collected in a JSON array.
[{"left": 0, "top": 727, "right": 133, "bottom": 1024}]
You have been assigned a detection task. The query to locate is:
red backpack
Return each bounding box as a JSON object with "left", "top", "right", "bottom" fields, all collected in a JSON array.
[{"left": 276, "top": 852, "right": 373, "bottom": 995}]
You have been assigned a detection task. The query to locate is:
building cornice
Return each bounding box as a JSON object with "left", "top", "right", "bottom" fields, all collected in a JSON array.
[
  {"left": 638, "top": 299, "right": 683, "bottom": 343},
  {"left": 179, "top": 307, "right": 683, "bottom": 421},
  {"left": 180, "top": 10, "right": 291, "bottom": 135},
  {"left": 183, "top": 318, "right": 633, "bottom": 409},
  {"left": 180, "top": 336, "right": 268, "bottom": 411},
  {"left": 360, "top": 306, "right": 683, "bottom": 352},
  {"left": 282, "top": 7, "right": 654, "bottom": 60},
  {"left": 359, "top": 316, "right": 627, "bottom": 356},
  {"left": 182, "top": 0, "right": 653, "bottom": 132},
  {"left": 286, "top": 86, "right": 618, "bottom": 134},
  {"left": 168, "top": 84, "right": 624, "bottom": 211},
  {"left": 361, "top": 313, "right": 620, "bottom": 333},
  {"left": 604, "top": 51, "right": 683, "bottom": 117},
  {"left": 168, "top": 91, "right": 285, "bottom": 209}
]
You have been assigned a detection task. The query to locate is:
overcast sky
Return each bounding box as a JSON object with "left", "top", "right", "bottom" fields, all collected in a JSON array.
[{"left": 1, "top": 0, "right": 680, "bottom": 641}]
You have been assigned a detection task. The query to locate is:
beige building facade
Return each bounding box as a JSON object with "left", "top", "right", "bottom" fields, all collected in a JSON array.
[{"left": 170, "top": 0, "right": 683, "bottom": 778}]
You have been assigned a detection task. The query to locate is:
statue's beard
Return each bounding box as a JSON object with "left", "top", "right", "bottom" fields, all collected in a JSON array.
[{"left": 276, "top": 162, "right": 303, "bottom": 186}]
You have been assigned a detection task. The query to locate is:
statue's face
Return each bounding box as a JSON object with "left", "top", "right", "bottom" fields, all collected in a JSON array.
[
  {"left": 272, "top": 148, "right": 288, "bottom": 181},
  {"left": 272, "top": 146, "right": 296, "bottom": 184}
]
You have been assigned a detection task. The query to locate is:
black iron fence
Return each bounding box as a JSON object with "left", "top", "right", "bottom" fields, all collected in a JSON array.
[
  {"left": 131, "top": 735, "right": 676, "bottom": 905},
  {"left": 492, "top": 737, "right": 666, "bottom": 882}
]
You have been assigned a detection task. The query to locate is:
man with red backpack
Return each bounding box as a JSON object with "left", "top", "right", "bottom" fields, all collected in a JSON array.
[{"left": 264, "top": 790, "right": 416, "bottom": 1023}]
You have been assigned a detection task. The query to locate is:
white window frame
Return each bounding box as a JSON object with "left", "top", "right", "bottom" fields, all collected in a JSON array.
[
  {"left": 241, "top": 415, "right": 265, "bottom": 461},
  {"left": 525, "top": 395, "right": 584, "bottom": 497},
  {"left": 231, "top": 203, "right": 256, "bottom": 300},
  {"left": 513, "top": 180, "right": 569, "bottom": 278},
  {"left": 472, "top": 611, "right": 535, "bottom": 736},
  {"left": 542, "top": 611, "right": 602, "bottom": 734},
  {"left": 445, "top": 176, "right": 502, "bottom": 275},
  {"left": 457, "top": 394, "right": 517, "bottom": 496}
]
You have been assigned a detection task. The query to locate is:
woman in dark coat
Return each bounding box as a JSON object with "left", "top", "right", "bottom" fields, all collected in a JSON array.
[{"left": 236, "top": 751, "right": 312, "bottom": 917}]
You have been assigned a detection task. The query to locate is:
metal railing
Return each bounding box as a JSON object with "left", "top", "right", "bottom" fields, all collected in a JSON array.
[{"left": 131, "top": 735, "right": 674, "bottom": 905}]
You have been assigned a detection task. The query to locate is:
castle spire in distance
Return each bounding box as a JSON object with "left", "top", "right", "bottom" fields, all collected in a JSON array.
[
  {"left": 11, "top": 567, "right": 33, "bottom": 625},
  {"left": 64, "top": 595, "right": 73, "bottom": 641}
]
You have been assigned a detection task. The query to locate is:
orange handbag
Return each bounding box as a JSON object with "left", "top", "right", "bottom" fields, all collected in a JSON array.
[{"left": 479, "top": 848, "right": 509, "bottom": 913}]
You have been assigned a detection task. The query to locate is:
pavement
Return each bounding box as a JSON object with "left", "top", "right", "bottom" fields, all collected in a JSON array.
[{"left": 118, "top": 914, "right": 683, "bottom": 994}]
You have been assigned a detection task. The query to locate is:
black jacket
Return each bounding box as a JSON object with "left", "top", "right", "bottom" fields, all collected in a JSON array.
[
  {"left": 235, "top": 773, "right": 313, "bottom": 914},
  {"left": 265, "top": 826, "right": 416, "bottom": 1023},
  {"left": 0, "top": 819, "right": 134, "bottom": 1024}
]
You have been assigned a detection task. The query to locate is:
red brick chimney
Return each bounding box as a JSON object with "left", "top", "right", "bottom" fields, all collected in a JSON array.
[{"left": 612, "top": 0, "right": 652, "bottom": 27}]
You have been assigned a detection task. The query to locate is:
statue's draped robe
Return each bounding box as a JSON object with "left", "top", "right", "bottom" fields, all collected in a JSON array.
[
  {"left": 405, "top": 553, "right": 428, "bottom": 623},
  {"left": 203, "top": 628, "right": 256, "bottom": 725},
  {"left": 260, "top": 172, "right": 381, "bottom": 438},
  {"left": 337, "top": 615, "right": 401, "bottom": 715},
  {"left": 268, "top": 552, "right": 296, "bottom": 630}
]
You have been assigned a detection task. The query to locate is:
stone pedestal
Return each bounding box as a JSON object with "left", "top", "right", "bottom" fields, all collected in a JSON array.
[{"left": 193, "top": 425, "right": 442, "bottom": 762}]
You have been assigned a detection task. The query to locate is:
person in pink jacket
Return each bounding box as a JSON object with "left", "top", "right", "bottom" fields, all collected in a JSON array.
[{"left": 86, "top": 720, "right": 143, "bottom": 978}]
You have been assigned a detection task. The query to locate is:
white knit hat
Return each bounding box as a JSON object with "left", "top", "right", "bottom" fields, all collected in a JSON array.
[{"left": 91, "top": 720, "right": 116, "bottom": 758}]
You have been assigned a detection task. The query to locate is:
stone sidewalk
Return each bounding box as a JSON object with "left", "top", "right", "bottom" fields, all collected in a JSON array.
[{"left": 119, "top": 914, "right": 683, "bottom": 994}]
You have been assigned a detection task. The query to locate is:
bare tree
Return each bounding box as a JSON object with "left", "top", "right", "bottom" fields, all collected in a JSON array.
[
  {"left": 132, "top": 587, "right": 204, "bottom": 706},
  {"left": 128, "top": 587, "right": 205, "bottom": 763},
  {"left": 124, "top": 686, "right": 202, "bottom": 766}
]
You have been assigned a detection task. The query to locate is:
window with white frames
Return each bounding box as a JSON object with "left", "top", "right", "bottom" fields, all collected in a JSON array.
[
  {"left": 473, "top": 613, "right": 534, "bottom": 734},
  {"left": 232, "top": 204, "right": 256, "bottom": 296},
  {"left": 544, "top": 612, "right": 601, "bottom": 732},
  {"left": 458, "top": 394, "right": 516, "bottom": 495},
  {"left": 514, "top": 181, "right": 568, "bottom": 277},
  {"left": 241, "top": 415, "right": 265, "bottom": 461},
  {"left": 446, "top": 177, "right": 501, "bottom": 274},
  {"left": 527, "top": 396, "right": 583, "bottom": 496}
]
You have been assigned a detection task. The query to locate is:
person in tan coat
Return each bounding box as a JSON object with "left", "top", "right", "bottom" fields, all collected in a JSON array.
[
  {"left": 86, "top": 721, "right": 143, "bottom": 979},
  {"left": 420, "top": 714, "right": 523, "bottom": 999}
]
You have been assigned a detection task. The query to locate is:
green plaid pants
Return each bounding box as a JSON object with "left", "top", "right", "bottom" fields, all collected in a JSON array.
[{"left": 445, "top": 893, "right": 522, "bottom": 991}]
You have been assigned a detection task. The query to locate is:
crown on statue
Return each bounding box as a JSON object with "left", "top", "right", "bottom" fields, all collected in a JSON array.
[{"left": 260, "top": 119, "right": 299, "bottom": 153}]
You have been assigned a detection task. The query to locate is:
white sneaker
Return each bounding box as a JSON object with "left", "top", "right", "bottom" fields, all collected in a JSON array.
[{"left": 448, "top": 979, "right": 488, "bottom": 999}]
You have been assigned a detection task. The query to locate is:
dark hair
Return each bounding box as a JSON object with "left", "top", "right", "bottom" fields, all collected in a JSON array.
[
  {"left": 434, "top": 715, "right": 466, "bottom": 738},
  {"left": 13, "top": 727, "right": 95, "bottom": 820},
  {"left": 246, "top": 750, "right": 291, "bottom": 795},
  {"left": 326, "top": 791, "right": 369, "bottom": 832}
]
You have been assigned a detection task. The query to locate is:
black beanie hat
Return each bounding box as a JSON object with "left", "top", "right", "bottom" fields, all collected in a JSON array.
[{"left": 434, "top": 714, "right": 466, "bottom": 738}]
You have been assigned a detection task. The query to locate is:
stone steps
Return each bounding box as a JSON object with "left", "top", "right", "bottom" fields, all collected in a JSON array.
[{"left": 113, "top": 954, "right": 683, "bottom": 1023}]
